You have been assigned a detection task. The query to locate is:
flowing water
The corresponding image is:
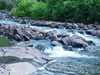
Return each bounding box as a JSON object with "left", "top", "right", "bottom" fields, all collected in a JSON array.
[{"left": 0, "top": 13, "right": 100, "bottom": 75}]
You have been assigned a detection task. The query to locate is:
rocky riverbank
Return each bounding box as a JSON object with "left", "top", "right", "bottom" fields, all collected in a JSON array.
[
  {"left": 0, "top": 12, "right": 100, "bottom": 75},
  {"left": 0, "top": 12, "right": 100, "bottom": 30},
  {"left": 1, "top": 11, "right": 100, "bottom": 38},
  {"left": 0, "top": 41, "right": 51, "bottom": 75},
  {"left": 0, "top": 23, "right": 95, "bottom": 49}
]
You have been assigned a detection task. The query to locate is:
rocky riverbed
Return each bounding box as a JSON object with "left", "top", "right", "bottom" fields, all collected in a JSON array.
[{"left": 0, "top": 12, "right": 100, "bottom": 75}]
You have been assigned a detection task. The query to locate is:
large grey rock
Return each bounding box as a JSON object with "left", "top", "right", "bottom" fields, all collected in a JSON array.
[
  {"left": 86, "top": 30, "right": 97, "bottom": 35},
  {"left": 0, "top": 47, "right": 51, "bottom": 75},
  {"left": 71, "top": 39, "right": 88, "bottom": 48},
  {"left": 51, "top": 41, "right": 63, "bottom": 46},
  {"left": 44, "top": 29, "right": 58, "bottom": 41},
  {"left": 61, "top": 36, "right": 71, "bottom": 45},
  {"left": 86, "top": 30, "right": 100, "bottom": 38},
  {"left": 0, "top": 62, "right": 37, "bottom": 75},
  {"left": 13, "top": 34, "right": 22, "bottom": 41},
  {"left": 0, "top": 23, "right": 39, "bottom": 41},
  {"left": 13, "top": 41, "right": 33, "bottom": 47},
  {"left": 95, "top": 30, "right": 100, "bottom": 37},
  {"left": 0, "top": 47, "right": 50, "bottom": 64},
  {"left": 35, "top": 44, "right": 47, "bottom": 51},
  {"left": 60, "top": 35, "right": 92, "bottom": 48},
  {"left": 0, "top": 23, "right": 60, "bottom": 41},
  {"left": 70, "top": 35, "right": 88, "bottom": 48}
]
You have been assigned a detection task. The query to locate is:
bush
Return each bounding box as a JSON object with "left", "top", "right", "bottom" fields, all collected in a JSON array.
[
  {"left": 0, "top": 0, "right": 6, "bottom": 10},
  {"left": 31, "top": 0, "right": 47, "bottom": 18},
  {"left": 0, "top": 37, "right": 11, "bottom": 47},
  {"left": 0, "top": 0, "right": 16, "bottom": 10},
  {"left": 11, "top": 0, "right": 100, "bottom": 23},
  {"left": 11, "top": 8, "right": 26, "bottom": 17}
]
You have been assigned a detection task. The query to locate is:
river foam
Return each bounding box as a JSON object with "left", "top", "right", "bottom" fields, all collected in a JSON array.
[{"left": 45, "top": 46, "right": 96, "bottom": 58}]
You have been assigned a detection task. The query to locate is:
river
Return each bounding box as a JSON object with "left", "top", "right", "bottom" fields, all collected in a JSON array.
[{"left": 0, "top": 12, "right": 100, "bottom": 75}]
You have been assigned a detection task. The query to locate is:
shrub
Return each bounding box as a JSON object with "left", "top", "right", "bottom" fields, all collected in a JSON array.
[
  {"left": 0, "top": 0, "right": 6, "bottom": 10},
  {"left": 0, "top": 0, "right": 16, "bottom": 10},
  {"left": 31, "top": 0, "right": 47, "bottom": 18},
  {"left": 11, "top": 9, "right": 26, "bottom": 17},
  {"left": 0, "top": 37, "right": 11, "bottom": 47},
  {"left": 11, "top": 0, "right": 100, "bottom": 23}
]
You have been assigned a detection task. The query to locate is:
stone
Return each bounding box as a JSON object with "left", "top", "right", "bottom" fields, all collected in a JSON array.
[
  {"left": 35, "top": 44, "right": 46, "bottom": 51},
  {"left": 0, "top": 56, "right": 21, "bottom": 64},
  {"left": 13, "top": 34, "right": 22, "bottom": 41},
  {"left": 86, "top": 30, "right": 100, "bottom": 38},
  {"left": 63, "top": 45, "right": 73, "bottom": 51},
  {"left": 86, "top": 30, "right": 96, "bottom": 35},
  {"left": 60, "top": 36, "right": 71, "bottom": 45},
  {"left": 71, "top": 39, "right": 88, "bottom": 48},
  {"left": 51, "top": 41, "right": 63, "bottom": 46},
  {"left": 44, "top": 29, "right": 58, "bottom": 41},
  {"left": 60, "top": 35, "right": 92, "bottom": 48},
  {"left": 0, "top": 47, "right": 50, "bottom": 64},
  {"left": 70, "top": 35, "right": 88, "bottom": 48},
  {"left": 13, "top": 41, "right": 33, "bottom": 47},
  {"left": 0, "top": 62, "right": 37, "bottom": 75}
]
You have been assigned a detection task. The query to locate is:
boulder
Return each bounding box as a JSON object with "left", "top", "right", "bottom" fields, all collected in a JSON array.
[
  {"left": 0, "top": 62, "right": 37, "bottom": 75},
  {"left": 13, "top": 34, "right": 22, "bottom": 41},
  {"left": 95, "top": 30, "right": 100, "bottom": 37},
  {"left": 60, "top": 35, "right": 93, "bottom": 48},
  {"left": 51, "top": 41, "right": 63, "bottom": 46},
  {"left": 60, "top": 36, "right": 71, "bottom": 45},
  {"left": 13, "top": 41, "right": 33, "bottom": 47},
  {"left": 44, "top": 29, "right": 58, "bottom": 41},
  {"left": 0, "top": 56, "right": 21, "bottom": 64},
  {"left": 88, "top": 40, "right": 95, "bottom": 45},
  {"left": 63, "top": 45, "right": 73, "bottom": 51},
  {"left": 70, "top": 35, "right": 88, "bottom": 48},
  {"left": 86, "top": 30, "right": 100, "bottom": 38},
  {"left": 78, "top": 30, "right": 84, "bottom": 34},
  {"left": 35, "top": 44, "right": 47, "bottom": 51},
  {"left": 86, "top": 30, "right": 96, "bottom": 35},
  {"left": 0, "top": 47, "right": 51, "bottom": 64},
  {"left": 35, "top": 33, "right": 44, "bottom": 40},
  {"left": 71, "top": 39, "right": 88, "bottom": 48}
]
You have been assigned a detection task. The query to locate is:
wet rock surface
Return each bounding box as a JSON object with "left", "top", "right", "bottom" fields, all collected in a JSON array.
[
  {"left": 86, "top": 29, "right": 100, "bottom": 38},
  {"left": 0, "top": 46, "right": 51, "bottom": 75},
  {"left": 13, "top": 41, "right": 33, "bottom": 47},
  {"left": 51, "top": 41, "right": 63, "bottom": 46},
  {"left": 0, "top": 12, "right": 100, "bottom": 30},
  {"left": 34, "top": 44, "right": 47, "bottom": 51},
  {"left": 0, "top": 22, "right": 95, "bottom": 48},
  {"left": 0, "top": 62, "right": 37, "bottom": 75},
  {"left": 59, "top": 35, "right": 94, "bottom": 48},
  {"left": 0, "top": 47, "right": 50, "bottom": 64}
]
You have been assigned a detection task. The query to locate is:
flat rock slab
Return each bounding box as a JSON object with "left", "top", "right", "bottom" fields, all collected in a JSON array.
[
  {"left": 0, "top": 62, "right": 37, "bottom": 75},
  {"left": 13, "top": 41, "right": 33, "bottom": 47},
  {"left": 0, "top": 47, "right": 50, "bottom": 64},
  {"left": 0, "top": 47, "right": 51, "bottom": 75}
]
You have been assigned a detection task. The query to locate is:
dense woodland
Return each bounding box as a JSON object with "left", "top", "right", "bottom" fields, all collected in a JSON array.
[{"left": 0, "top": 0, "right": 100, "bottom": 23}]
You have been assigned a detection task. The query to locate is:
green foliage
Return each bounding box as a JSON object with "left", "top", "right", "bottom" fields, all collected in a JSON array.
[
  {"left": 31, "top": 0, "right": 47, "bottom": 18},
  {"left": 11, "top": 9, "right": 26, "bottom": 17},
  {"left": 11, "top": 0, "right": 100, "bottom": 22},
  {"left": 0, "top": 0, "right": 6, "bottom": 10},
  {"left": 0, "top": 0, "right": 16, "bottom": 10},
  {"left": 0, "top": 37, "right": 11, "bottom": 47}
]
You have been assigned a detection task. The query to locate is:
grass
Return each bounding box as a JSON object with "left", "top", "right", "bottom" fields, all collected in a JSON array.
[{"left": 0, "top": 37, "right": 11, "bottom": 47}]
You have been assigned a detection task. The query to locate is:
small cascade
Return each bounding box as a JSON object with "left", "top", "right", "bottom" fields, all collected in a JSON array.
[{"left": 45, "top": 46, "right": 96, "bottom": 58}]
